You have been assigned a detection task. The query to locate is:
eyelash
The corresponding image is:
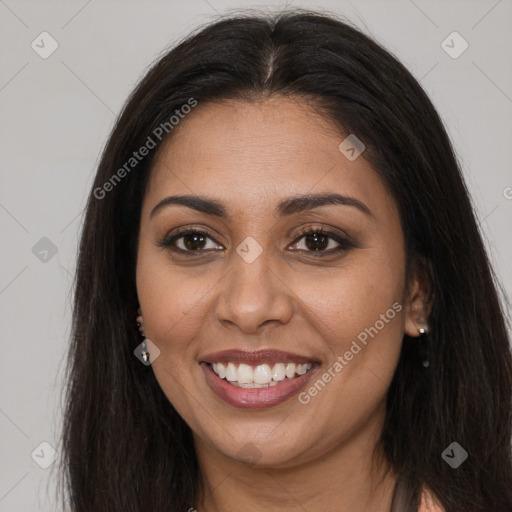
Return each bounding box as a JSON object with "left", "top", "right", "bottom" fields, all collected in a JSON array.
[{"left": 157, "top": 225, "right": 354, "bottom": 257}]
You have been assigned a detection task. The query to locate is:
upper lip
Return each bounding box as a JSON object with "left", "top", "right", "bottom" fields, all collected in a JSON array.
[{"left": 200, "top": 349, "right": 319, "bottom": 366}]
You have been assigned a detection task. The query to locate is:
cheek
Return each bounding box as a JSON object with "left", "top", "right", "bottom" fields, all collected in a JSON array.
[
  {"left": 292, "top": 258, "right": 404, "bottom": 349},
  {"left": 287, "top": 262, "right": 404, "bottom": 441},
  {"left": 135, "top": 248, "right": 212, "bottom": 421},
  {"left": 136, "top": 246, "right": 213, "bottom": 351},
  {"left": 286, "top": 247, "right": 406, "bottom": 407}
]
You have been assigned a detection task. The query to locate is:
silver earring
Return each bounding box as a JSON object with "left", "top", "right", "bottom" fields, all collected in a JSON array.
[
  {"left": 136, "top": 309, "right": 149, "bottom": 362},
  {"left": 137, "top": 336, "right": 150, "bottom": 363},
  {"left": 140, "top": 339, "right": 149, "bottom": 363},
  {"left": 418, "top": 321, "right": 429, "bottom": 367}
]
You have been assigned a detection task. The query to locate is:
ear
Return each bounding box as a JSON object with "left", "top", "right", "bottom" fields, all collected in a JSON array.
[{"left": 404, "top": 254, "right": 434, "bottom": 337}]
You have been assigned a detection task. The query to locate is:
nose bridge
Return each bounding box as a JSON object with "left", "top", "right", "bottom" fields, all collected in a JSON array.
[{"left": 215, "top": 242, "right": 293, "bottom": 332}]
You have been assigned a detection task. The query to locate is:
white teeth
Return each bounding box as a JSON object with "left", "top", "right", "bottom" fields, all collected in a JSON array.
[
  {"left": 210, "top": 361, "right": 314, "bottom": 386},
  {"left": 225, "top": 362, "right": 238, "bottom": 382},
  {"left": 285, "top": 363, "right": 296, "bottom": 378},
  {"left": 232, "top": 382, "right": 269, "bottom": 388},
  {"left": 296, "top": 363, "right": 309, "bottom": 375},
  {"left": 271, "top": 363, "right": 286, "bottom": 381},
  {"left": 237, "top": 364, "right": 254, "bottom": 384},
  {"left": 253, "top": 364, "right": 272, "bottom": 384}
]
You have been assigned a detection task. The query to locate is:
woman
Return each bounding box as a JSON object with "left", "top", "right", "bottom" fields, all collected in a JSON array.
[{"left": 58, "top": 9, "right": 512, "bottom": 512}]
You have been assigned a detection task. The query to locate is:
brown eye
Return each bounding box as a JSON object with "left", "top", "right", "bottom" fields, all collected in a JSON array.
[
  {"left": 157, "top": 229, "right": 223, "bottom": 254},
  {"left": 303, "top": 232, "right": 331, "bottom": 251},
  {"left": 290, "top": 228, "right": 353, "bottom": 255},
  {"left": 181, "top": 232, "right": 207, "bottom": 251}
]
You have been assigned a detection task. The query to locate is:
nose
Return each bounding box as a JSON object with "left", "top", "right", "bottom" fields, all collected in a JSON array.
[{"left": 215, "top": 250, "right": 294, "bottom": 334}]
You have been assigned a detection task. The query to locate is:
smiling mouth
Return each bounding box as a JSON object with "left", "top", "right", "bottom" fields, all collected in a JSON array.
[{"left": 208, "top": 361, "right": 315, "bottom": 388}]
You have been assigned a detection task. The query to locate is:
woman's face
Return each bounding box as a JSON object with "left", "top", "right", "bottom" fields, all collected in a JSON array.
[{"left": 136, "top": 96, "right": 420, "bottom": 468}]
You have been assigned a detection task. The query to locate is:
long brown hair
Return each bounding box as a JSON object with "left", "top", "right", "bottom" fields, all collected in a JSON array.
[{"left": 58, "top": 9, "right": 512, "bottom": 511}]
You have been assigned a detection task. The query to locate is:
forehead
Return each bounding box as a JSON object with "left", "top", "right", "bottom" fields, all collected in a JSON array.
[{"left": 144, "top": 96, "right": 396, "bottom": 220}]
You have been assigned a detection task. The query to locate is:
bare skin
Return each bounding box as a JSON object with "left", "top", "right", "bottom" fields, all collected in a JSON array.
[{"left": 136, "top": 96, "right": 431, "bottom": 512}]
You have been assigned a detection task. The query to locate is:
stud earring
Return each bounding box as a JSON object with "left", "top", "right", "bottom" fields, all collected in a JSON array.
[{"left": 136, "top": 308, "right": 145, "bottom": 336}]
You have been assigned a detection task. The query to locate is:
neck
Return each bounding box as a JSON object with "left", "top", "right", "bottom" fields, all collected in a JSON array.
[{"left": 193, "top": 414, "right": 397, "bottom": 512}]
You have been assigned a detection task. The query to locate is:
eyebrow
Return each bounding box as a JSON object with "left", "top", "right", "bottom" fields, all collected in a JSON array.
[{"left": 149, "top": 193, "right": 373, "bottom": 219}]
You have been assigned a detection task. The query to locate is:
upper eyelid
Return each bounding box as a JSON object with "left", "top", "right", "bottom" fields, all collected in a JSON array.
[{"left": 161, "top": 225, "right": 350, "bottom": 250}]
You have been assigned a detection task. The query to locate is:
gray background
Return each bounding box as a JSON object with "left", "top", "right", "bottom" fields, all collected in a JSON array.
[{"left": 1, "top": 0, "right": 511, "bottom": 510}]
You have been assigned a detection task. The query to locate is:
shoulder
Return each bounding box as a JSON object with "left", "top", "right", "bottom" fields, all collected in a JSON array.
[{"left": 419, "top": 487, "right": 444, "bottom": 512}]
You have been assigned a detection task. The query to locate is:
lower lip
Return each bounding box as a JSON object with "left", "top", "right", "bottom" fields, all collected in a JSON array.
[{"left": 200, "top": 362, "right": 319, "bottom": 409}]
